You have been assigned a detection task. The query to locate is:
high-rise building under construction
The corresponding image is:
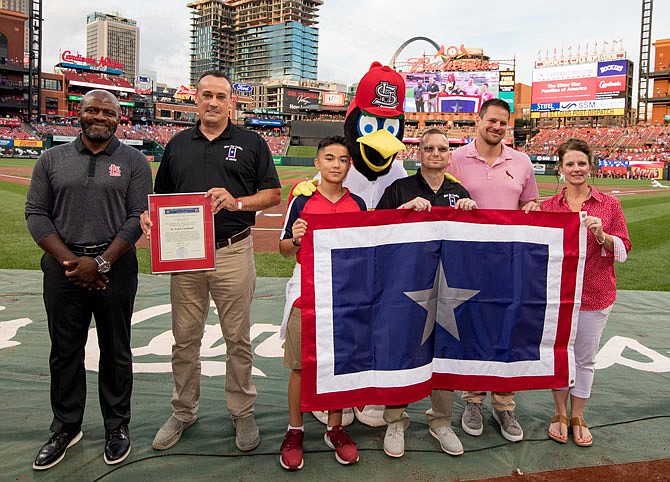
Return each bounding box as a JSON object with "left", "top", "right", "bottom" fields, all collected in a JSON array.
[{"left": 188, "top": 0, "right": 322, "bottom": 86}]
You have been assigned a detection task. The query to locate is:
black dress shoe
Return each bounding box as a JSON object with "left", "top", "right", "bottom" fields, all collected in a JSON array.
[
  {"left": 104, "top": 425, "right": 131, "bottom": 465},
  {"left": 33, "top": 430, "right": 83, "bottom": 470}
]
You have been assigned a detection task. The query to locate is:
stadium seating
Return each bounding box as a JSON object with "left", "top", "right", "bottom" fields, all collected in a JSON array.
[{"left": 0, "top": 126, "right": 34, "bottom": 139}]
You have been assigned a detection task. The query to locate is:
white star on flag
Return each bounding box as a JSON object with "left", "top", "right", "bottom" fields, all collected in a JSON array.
[{"left": 404, "top": 262, "right": 480, "bottom": 345}]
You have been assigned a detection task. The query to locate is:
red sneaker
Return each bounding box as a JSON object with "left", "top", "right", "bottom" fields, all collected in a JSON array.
[
  {"left": 324, "top": 425, "right": 359, "bottom": 465},
  {"left": 279, "top": 429, "right": 304, "bottom": 471}
]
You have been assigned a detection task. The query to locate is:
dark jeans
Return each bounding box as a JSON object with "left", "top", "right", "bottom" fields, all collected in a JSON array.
[
  {"left": 42, "top": 249, "right": 138, "bottom": 433},
  {"left": 415, "top": 99, "right": 424, "bottom": 112}
]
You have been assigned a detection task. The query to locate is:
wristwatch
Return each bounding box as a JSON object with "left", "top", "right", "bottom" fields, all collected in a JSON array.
[{"left": 95, "top": 256, "right": 111, "bottom": 274}]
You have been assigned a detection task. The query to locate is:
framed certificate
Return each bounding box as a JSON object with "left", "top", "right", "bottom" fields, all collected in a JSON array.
[{"left": 148, "top": 193, "right": 216, "bottom": 274}]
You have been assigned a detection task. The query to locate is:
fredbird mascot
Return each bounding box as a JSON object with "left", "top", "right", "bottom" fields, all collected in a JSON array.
[
  {"left": 288, "top": 62, "right": 409, "bottom": 427},
  {"left": 293, "top": 61, "right": 408, "bottom": 207}
]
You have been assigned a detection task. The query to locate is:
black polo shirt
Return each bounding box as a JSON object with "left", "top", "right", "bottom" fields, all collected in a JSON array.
[
  {"left": 375, "top": 169, "right": 471, "bottom": 210},
  {"left": 155, "top": 121, "right": 280, "bottom": 240}
]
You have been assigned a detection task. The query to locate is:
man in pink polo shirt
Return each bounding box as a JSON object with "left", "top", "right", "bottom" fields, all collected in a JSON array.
[{"left": 447, "top": 98, "right": 539, "bottom": 443}]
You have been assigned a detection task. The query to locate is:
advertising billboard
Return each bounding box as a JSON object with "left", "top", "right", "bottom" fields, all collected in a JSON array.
[
  {"left": 283, "top": 88, "right": 320, "bottom": 112},
  {"left": 402, "top": 71, "right": 500, "bottom": 113},
  {"left": 322, "top": 92, "right": 346, "bottom": 107},
  {"left": 531, "top": 60, "right": 628, "bottom": 118},
  {"left": 498, "top": 70, "right": 515, "bottom": 113}
]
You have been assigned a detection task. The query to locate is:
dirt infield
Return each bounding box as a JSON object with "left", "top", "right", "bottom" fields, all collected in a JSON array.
[
  {"left": 468, "top": 459, "right": 670, "bottom": 482},
  {"left": 3, "top": 165, "right": 666, "bottom": 254}
]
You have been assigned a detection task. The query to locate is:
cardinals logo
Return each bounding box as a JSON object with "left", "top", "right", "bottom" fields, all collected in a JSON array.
[{"left": 371, "top": 81, "right": 399, "bottom": 110}]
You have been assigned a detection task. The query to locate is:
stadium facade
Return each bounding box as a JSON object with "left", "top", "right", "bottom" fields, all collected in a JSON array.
[
  {"left": 0, "top": 7, "right": 29, "bottom": 120},
  {"left": 187, "top": 0, "right": 322, "bottom": 86},
  {"left": 650, "top": 38, "right": 670, "bottom": 124},
  {"left": 86, "top": 11, "right": 139, "bottom": 86}
]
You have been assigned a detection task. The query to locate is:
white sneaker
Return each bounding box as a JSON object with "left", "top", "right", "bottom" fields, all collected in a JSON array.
[
  {"left": 353, "top": 405, "right": 386, "bottom": 427},
  {"left": 383, "top": 421, "right": 405, "bottom": 458},
  {"left": 311, "top": 408, "right": 354, "bottom": 427},
  {"left": 429, "top": 426, "right": 464, "bottom": 455}
]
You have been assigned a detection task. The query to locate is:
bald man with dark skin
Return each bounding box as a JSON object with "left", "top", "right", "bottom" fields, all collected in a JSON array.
[{"left": 26, "top": 89, "right": 153, "bottom": 470}]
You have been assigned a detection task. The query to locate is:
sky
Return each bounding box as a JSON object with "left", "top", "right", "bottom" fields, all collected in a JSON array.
[{"left": 42, "top": 0, "right": 670, "bottom": 89}]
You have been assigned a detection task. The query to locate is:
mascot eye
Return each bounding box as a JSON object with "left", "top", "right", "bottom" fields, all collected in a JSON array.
[
  {"left": 382, "top": 118, "right": 400, "bottom": 136},
  {"left": 358, "top": 115, "right": 378, "bottom": 136}
]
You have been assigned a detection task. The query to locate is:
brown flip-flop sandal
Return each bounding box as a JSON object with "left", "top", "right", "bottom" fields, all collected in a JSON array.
[
  {"left": 570, "top": 416, "right": 593, "bottom": 447},
  {"left": 548, "top": 414, "right": 568, "bottom": 443}
]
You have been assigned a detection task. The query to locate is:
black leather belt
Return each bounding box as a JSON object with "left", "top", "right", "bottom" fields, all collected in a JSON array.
[
  {"left": 67, "top": 242, "right": 110, "bottom": 257},
  {"left": 215, "top": 228, "right": 251, "bottom": 249}
]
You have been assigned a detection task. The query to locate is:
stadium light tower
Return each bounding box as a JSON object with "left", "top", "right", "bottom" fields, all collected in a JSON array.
[
  {"left": 28, "top": 0, "right": 42, "bottom": 123},
  {"left": 637, "top": 0, "right": 653, "bottom": 124}
]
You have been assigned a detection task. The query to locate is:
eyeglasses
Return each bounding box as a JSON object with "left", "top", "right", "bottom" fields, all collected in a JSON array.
[{"left": 421, "top": 146, "right": 449, "bottom": 153}]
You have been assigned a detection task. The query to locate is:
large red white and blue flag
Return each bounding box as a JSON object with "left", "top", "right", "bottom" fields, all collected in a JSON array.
[{"left": 299, "top": 207, "right": 585, "bottom": 411}]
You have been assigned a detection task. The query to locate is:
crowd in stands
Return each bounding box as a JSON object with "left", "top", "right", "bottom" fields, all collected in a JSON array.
[
  {"left": 0, "top": 94, "right": 27, "bottom": 105},
  {"left": 304, "top": 113, "right": 345, "bottom": 122},
  {"left": 29, "top": 121, "right": 290, "bottom": 156},
  {"left": 258, "top": 131, "right": 288, "bottom": 156},
  {"left": 396, "top": 144, "right": 419, "bottom": 160},
  {"left": 0, "top": 126, "right": 35, "bottom": 140},
  {"left": 33, "top": 124, "right": 80, "bottom": 137},
  {"left": 522, "top": 125, "right": 670, "bottom": 162},
  {"left": 11, "top": 118, "right": 670, "bottom": 162}
]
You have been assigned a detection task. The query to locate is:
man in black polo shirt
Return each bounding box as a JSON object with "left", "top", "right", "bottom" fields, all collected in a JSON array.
[
  {"left": 375, "top": 128, "right": 477, "bottom": 459},
  {"left": 376, "top": 128, "right": 476, "bottom": 212},
  {"left": 26, "top": 90, "right": 152, "bottom": 469},
  {"left": 141, "top": 70, "right": 281, "bottom": 452}
]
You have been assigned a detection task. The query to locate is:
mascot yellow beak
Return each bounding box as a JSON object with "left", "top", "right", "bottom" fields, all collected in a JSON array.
[{"left": 356, "top": 129, "right": 406, "bottom": 173}]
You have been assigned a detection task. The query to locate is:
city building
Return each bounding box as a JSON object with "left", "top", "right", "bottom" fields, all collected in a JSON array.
[
  {"left": 187, "top": 0, "right": 322, "bottom": 87},
  {"left": 86, "top": 11, "right": 139, "bottom": 86},
  {"left": 0, "top": 0, "right": 28, "bottom": 49}
]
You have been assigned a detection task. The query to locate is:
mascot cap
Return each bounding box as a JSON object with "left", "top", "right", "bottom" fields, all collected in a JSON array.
[{"left": 347, "top": 61, "right": 405, "bottom": 118}]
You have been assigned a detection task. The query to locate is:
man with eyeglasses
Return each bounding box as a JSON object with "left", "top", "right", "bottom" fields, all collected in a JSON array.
[
  {"left": 375, "top": 128, "right": 477, "bottom": 458},
  {"left": 447, "top": 98, "right": 539, "bottom": 444}
]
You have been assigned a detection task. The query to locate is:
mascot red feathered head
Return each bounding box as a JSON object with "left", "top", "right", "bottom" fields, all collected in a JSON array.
[{"left": 344, "top": 61, "right": 406, "bottom": 182}]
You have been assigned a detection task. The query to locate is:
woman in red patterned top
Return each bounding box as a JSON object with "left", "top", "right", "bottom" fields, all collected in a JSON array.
[{"left": 541, "top": 138, "right": 631, "bottom": 447}]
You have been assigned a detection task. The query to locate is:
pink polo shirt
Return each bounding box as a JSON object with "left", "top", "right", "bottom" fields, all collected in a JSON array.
[{"left": 447, "top": 141, "right": 539, "bottom": 209}]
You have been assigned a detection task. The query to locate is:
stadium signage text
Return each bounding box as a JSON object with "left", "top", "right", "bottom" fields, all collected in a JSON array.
[
  {"left": 599, "top": 80, "right": 622, "bottom": 89},
  {"left": 233, "top": 82, "right": 253, "bottom": 93},
  {"left": 61, "top": 49, "right": 124, "bottom": 70},
  {"left": 599, "top": 64, "right": 624, "bottom": 74},
  {"left": 3, "top": 313, "right": 670, "bottom": 376},
  {"left": 407, "top": 57, "right": 499, "bottom": 72},
  {"left": 284, "top": 88, "right": 320, "bottom": 112},
  {"left": 407, "top": 43, "right": 500, "bottom": 72},
  {"left": 531, "top": 108, "right": 625, "bottom": 118}
]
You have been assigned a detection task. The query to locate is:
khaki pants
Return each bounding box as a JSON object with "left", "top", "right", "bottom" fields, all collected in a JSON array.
[
  {"left": 461, "top": 391, "right": 516, "bottom": 411},
  {"left": 283, "top": 306, "right": 302, "bottom": 370},
  {"left": 384, "top": 390, "right": 454, "bottom": 430},
  {"left": 169, "top": 236, "right": 257, "bottom": 421}
]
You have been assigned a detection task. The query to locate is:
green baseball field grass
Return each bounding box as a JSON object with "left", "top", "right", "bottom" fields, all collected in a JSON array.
[{"left": 1, "top": 160, "right": 668, "bottom": 290}]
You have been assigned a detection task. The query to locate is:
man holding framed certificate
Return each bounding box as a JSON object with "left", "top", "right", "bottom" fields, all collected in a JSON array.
[{"left": 141, "top": 70, "right": 281, "bottom": 452}]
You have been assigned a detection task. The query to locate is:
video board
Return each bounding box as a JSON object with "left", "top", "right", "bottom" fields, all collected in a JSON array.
[
  {"left": 531, "top": 60, "right": 628, "bottom": 118},
  {"left": 402, "top": 71, "right": 500, "bottom": 114}
]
